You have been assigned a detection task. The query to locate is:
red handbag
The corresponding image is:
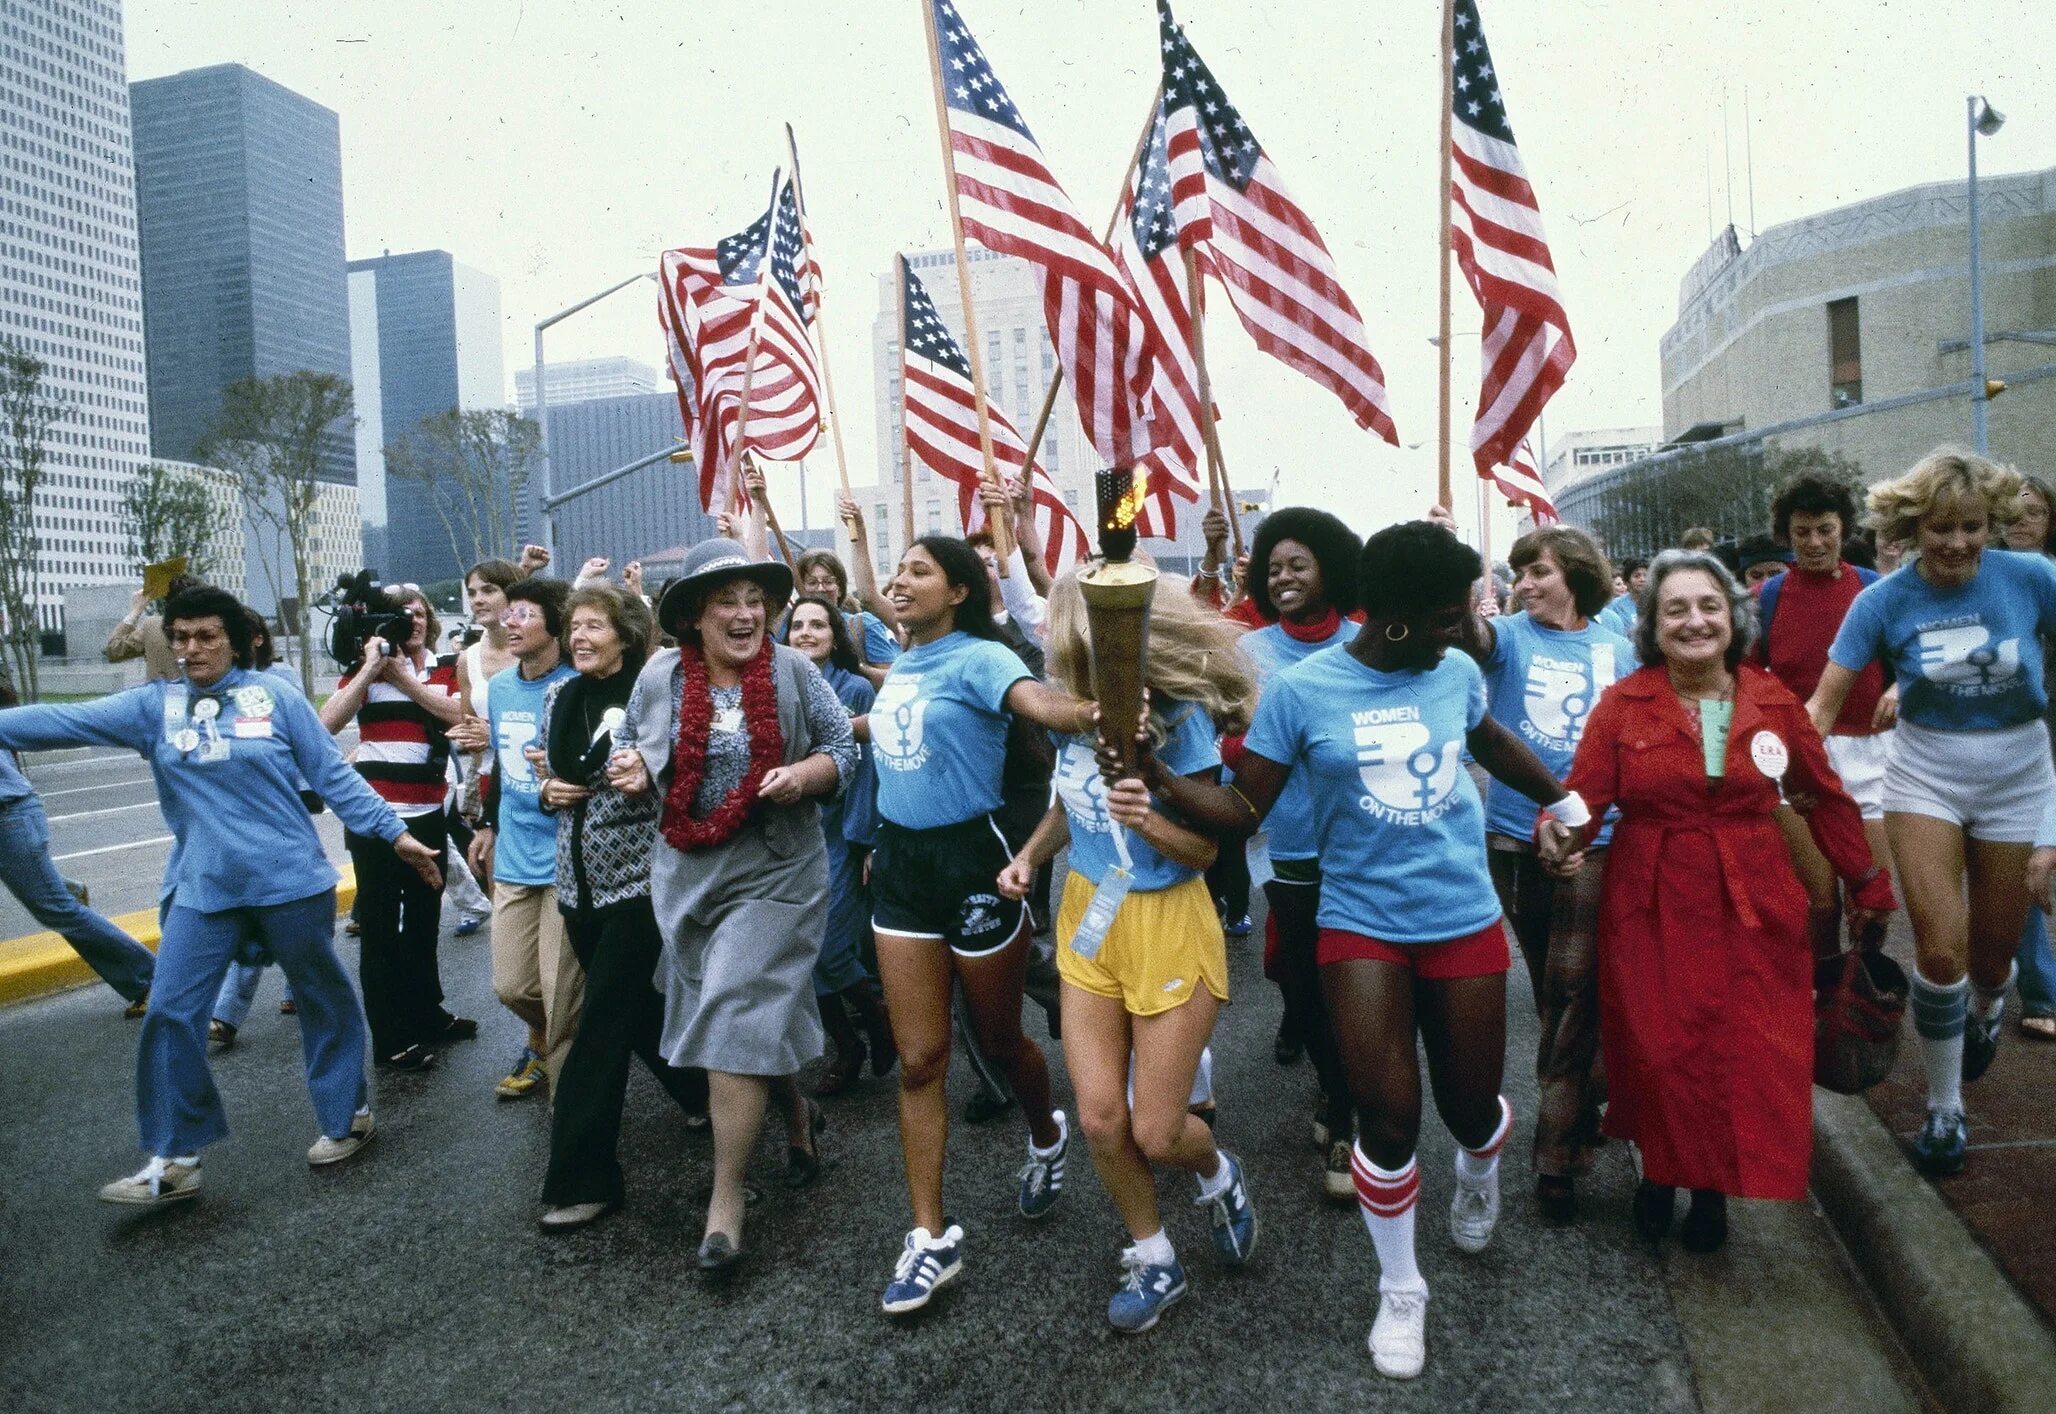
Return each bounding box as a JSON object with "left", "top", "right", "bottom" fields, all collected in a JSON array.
[{"left": 1813, "top": 928, "right": 1908, "bottom": 1094}]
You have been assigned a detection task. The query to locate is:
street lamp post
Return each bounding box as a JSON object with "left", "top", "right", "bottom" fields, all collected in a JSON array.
[
  {"left": 1967, "top": 95, "right": 2005, "bottom": 455},
  {"left": 533, "top": 270, "right": 659, "bottom": 559}
]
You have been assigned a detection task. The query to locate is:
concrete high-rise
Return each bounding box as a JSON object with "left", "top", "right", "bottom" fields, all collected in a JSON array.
[
  {"left": 515, "top": 356, "right": 659, "bottom": 414},
  {"left": 545, "top": 391, "right": 720, "bottom": 571},
  {"left": 1, "top": 0, "right": 153, "bottom": 635},
  {"left": 130, "top": 63, "right": 354, "bottom": 485},
  {"left": 347, "top": 250, "right": 505, "bottom": 584}
]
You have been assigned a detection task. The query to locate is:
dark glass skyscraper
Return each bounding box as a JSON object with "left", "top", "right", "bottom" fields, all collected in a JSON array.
[
  {"left": 130, "top": 63, "right": 353, "bottom": 485},
  {"left": 348, "top": 250, "right": 505, "bottom": 585}
]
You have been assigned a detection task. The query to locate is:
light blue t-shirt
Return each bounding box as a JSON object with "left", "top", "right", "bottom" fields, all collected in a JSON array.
[
  {"left": 1246, "top": 648, "right": 1500, "bottom": 943},
  {"left": 1597, "top": 593, "right": 1639, "bottom": 642},
  {"left": 1479, "top": 611, "right": 1632, "bottom": 843},
  {"left": 1052, "top": 699, "right": 1220, "bottom": 893},
  {"left": 872, "top": 631, "right": 1031, "bottom": 830},
  {"left": 853, "top": 610, "right": 901, "bottom": 667},
  {"left": 1827, "top": 551, "right": 2056, "bottom": 732},
  {"left": 1243, "top": 618, "right": 1356, "bottom": 861},
  {"left": 488, "top": 660, "right": 578, "bottom": 885}
]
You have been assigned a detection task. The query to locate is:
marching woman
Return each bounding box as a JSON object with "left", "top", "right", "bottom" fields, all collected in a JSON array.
[
  {"left": 866, "top": 536, "right": 1095, "bottom": 1316},
  {"left": 783, "top": 595, "right": 897, "bottom": 1095},
  {"left": 1456, "top": 522, "right": 1632, "bottom": 1223},
  {"left": 1807, "top": 451, "right": 2056, "bottom": 1173},
  {"left": 2002, "top": 472, "right": 2056, "bottom": 1038},
  {"left": 797, "top": 543, "right": 902, "bottom": 682},
  {"left": 0, "top": 585, "right": 444, "bottom": 1202},
  {"left": 1152, "top": 521, "right": 1578, "bottom": 1378},
  {"left": 535, "top": 585, "right": 709, "bottom": 1232},
  {"left": 1555, "top": 550, "right": 1896, "bottom": 1248},
  {"left": 609, "top": 541, "right": 857, "bottom": 1274},
  {"left": 1001, "top": 575, "right": 1260, "bottom": 1334},
  {"left": 1237, "top": 508, "right": 1364, "bottom": 1201}
]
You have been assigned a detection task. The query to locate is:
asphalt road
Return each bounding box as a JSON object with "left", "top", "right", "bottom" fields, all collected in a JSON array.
[{"left": 1, "top": 752, "right": 1928, "bottom": 1411}]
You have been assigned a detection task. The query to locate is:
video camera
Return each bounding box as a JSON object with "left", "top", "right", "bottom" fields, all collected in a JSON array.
[{"left": 322, "top": 569, "right": 413, "bottom": 667}]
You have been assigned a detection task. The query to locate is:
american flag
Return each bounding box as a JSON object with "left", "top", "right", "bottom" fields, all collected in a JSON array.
[
  {"left": 1491, "top": 437, "right": 1557, "bottom": 523},
  {"left": 1450, "top": 0, "right": 1575, "bottom": 485},
  {"left": 900, "top": 257, "right": 1091, "bottom": 577},
  {"left": 928, "top": 0, "right": 1158, "bottom": 468},
  {"left": 659, "top": 174, "right": 823, "bottom": 510},
  {"left": 1155, "top": 1, "right": 1399, "bottom": 446}
]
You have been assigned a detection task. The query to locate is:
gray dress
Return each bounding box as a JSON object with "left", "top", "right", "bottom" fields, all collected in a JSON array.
[{"left": 623, "top": 643, "right": 858, "bottom": 1075}]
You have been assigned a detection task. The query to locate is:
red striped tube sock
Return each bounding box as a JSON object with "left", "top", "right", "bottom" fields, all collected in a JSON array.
[
  {"left": 1352, "top": 1144, "right": 1423, "bottom": 1292},
  {"left": 1456, "top": 1095, "right": 1514, "bottom": 1183}
]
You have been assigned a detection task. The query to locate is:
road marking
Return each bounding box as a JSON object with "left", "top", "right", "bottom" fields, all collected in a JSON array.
[
  {"left": 46, "top": 801, "right": 159, "bottom": 823},
  {"left": 52, "top": 836, "right": 173, "bottom": 862},
  {"left": 31, "top": 776, "right": 155, "bottom": 799},
  {"left": 22, "top": 752, "right": 142, "bottom": 773}
]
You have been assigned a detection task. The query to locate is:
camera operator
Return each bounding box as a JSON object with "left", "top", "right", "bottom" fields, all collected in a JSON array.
[{"left": 318, "top": 584, "right": 472, "bottom": 1071}]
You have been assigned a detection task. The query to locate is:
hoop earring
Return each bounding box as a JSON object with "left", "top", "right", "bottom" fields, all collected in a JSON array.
[{"left": 1384, "top": 622, "right": 1410, "bottom": 643}]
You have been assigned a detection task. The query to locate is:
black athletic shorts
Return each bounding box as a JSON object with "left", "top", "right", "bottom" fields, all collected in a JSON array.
[{"left": 870, "top": 814, "right": 1026, "bottom": 957}]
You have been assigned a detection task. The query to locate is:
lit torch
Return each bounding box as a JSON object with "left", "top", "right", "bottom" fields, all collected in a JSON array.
[{"left": 1078, "top": 465, "right": 1159, "bottom": 773}]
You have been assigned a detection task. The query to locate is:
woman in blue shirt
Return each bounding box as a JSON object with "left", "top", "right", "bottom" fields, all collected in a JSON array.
[
  {"left": 999, "top": 574, "right": 1260, "bottom": 1334},
  {"left": 1148, "top": 521, "right": 1581, "bottom": 1380},
  {"left": 1236, "top": 507, "right": 1365, "bottom": 1204},
  {"left": 1809, "top": 451, "right": 2056, "bottom": 1175},
  {"left": 868, "top": 536, "right": 1096, "bottom": 1317},
  {"left": 783, "top": 595, "right": 897, "bottom": 1096},
  {"left": 0, "top": 586, "right": 442, "bottom": 1206}
]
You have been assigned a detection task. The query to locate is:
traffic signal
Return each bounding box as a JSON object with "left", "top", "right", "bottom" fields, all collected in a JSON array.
[{"left": 1984, "top": 378, "right": 2008, "bottom": 400}]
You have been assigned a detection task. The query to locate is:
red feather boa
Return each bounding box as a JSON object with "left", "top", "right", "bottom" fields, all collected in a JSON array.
[{"left": 660, "top": 641, "right": 785, "bottom": 852}]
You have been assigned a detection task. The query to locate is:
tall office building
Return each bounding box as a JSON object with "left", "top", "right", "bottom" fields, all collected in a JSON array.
[
  {"left": 545, "top": 391, "right": 720, "bottom": 571},
  {"left": 515, "top": 355, "right": 659, "bottom": 414},
  {"left": 130, "top": 63, "right": 354, "bottom": 483},
  {"left": 348, "top": 249, "right": 504, "bottom": 584},
  {"left": 1, "top": 0, "right": 152, "bottom": 634}
]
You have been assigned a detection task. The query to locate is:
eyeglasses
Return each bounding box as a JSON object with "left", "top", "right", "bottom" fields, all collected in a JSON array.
[
  {"left": 501, "top": 605, "right": 543, "bottom": 627},
  {"left": 169, "top": 628, "right": 226, "bottom": 649}
]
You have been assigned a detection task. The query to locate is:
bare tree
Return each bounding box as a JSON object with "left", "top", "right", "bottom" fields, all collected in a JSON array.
[
  {"left": 1586, "top": 443, "right": 1865, "bottom": 560},
  {"left": 199, "top": 372, "right": 354, "bottom": 698},
  {"left": 120, "top": 462, "right": 232, "bottom": 580},
  {"left": 383, "top": 409, "right": 541, "bottom": 578},
  {"left": 0, "top": 338, "right": 71, "bottom": 700}
]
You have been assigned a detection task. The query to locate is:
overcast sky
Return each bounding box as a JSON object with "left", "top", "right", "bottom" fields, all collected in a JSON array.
[{"left": 126, "top": 0, "right": 2054, "bottom": 541}]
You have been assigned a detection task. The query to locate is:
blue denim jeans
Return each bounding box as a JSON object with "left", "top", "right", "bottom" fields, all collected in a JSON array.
[
  {"left": 212, "top": 962, "right": 292, "bottom": 1029},
  {"left": 139, "top": 890, "right": 366, "bottom": 1156},
  {"left": 0, "top": 794, "right": 155, "bottom": 1002},
  {"left": 2017, "top": 908, "right": 2056, "bottom": 1018}
]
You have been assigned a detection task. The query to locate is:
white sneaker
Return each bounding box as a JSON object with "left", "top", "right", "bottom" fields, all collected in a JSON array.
[
  {"left": 1369, "top": 1284, "right": 1429, "bottom": 1379},
  {"left": 308, "top": 1109, "right": 375, "bottom": 1166},
  {"left": 1450, "top": 1158, "right": 1501, "bottom": 1253},
  {"left": 98, "top": 1155, "right": 201, "bottom": 1205}
]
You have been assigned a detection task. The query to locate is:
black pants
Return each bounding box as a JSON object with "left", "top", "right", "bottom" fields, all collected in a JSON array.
[
  {"left": 543, "top": 898, "right": 709, "bottom": 1207},
  {"left": 346, "top": 812, "right": 448, "bottom": 1056},
  {"left": 1207, "top": 839, "right": 1251, "bottom": 919},
  {"left": 1266, "top": 873, "right": 1353, "bottom": 1134}
]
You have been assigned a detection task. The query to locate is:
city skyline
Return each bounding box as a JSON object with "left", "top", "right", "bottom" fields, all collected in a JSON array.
[{"left": 119, "top": 0, "right": 2055, "bottom": 543}]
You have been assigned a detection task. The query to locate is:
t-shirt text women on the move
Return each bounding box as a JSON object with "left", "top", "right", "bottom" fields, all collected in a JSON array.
[
  {"left": 871, "top": 631, "right": 1031, "bottom": 831},
  {"left": 1241, "top": 618, "right": 1357, "bottom": 863},
  {"left": 1477, "top": 611, "right": 1631, "bottom": 845},
  {"left": 1052, "top": 700, "right": 1220, "bottom": 893}
]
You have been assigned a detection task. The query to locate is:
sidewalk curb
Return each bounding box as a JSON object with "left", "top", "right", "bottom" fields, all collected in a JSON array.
[
  {"left": 0, "top": 874, "right": 358, "bottom": 1007},
  {"left": 1812, "top": 1089, "right": 2056, "bottom": 1412}
]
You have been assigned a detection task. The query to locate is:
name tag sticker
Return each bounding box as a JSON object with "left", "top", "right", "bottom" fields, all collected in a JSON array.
[
  {"left": 233, "top": 716, "right": 274, "bottom": 740},
  {"left": 712, "top": 706, "right": 745, "bottom": 735},
  {"left": 1751, "top": 729, "right": 1789, "bottom": 781},
  {"left": 1068, "top": 868, "right": 1132, "bottom": 962},
  {"left": 1245, "top": 830, "right": 1275, "bottom": 890},
  {"left": 197, "top": 735, "right": 232, "bottom": 764}
]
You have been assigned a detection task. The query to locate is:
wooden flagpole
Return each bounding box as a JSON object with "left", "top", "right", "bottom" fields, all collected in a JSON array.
[
  {"left": 1437, "top": 0, "right": 1456, "bottom": 512},
  {"left": 783, "top": 124, "right": 854, "bottom": 505},
  {"left": 920, "top": 0, "right": 1014, "bottom": 572},
  {"left": 726, "top": 167, "right": 785, "bottom": 527},
  {"left": 896, "top": 256, "right": 917, "bottom": 552},
  {"left": 1181, "top": 248, "right": 1243, "bottom": 561}
]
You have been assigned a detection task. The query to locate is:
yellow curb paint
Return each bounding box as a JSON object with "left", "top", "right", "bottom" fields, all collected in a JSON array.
[{"left": 0, "top": 870, "right": 359, "bottom": 1008}]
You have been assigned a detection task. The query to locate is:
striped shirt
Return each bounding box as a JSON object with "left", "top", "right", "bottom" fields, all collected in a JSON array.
[{"left": 340, "top": 653, "right": 457, "bottom": 816}]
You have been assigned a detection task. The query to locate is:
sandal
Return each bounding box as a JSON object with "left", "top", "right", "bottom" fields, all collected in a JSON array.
[{"left": 2019, "top": 1015, "right": 2056, "bottom": 1041}]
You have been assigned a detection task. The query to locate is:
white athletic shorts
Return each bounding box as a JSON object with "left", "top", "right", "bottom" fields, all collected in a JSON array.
[
  {"left": 1825, "top": 732, "right": 1891, "bottom": 821},
  {"left": 1882, "top": 718, "right": 2054, "bottom": 843}
]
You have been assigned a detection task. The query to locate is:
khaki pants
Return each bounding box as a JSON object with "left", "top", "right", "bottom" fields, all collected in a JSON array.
[{"left": 490, "top": 882, "right": 585, "bottom": 1094}]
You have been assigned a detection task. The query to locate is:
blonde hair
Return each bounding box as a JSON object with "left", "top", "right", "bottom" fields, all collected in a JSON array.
[
  {"left": 1045, "top": 572, "right": 1259, "bottom": 738},
  {"left": 1867, "top": 448, "right": 2023, "bottom": 546}
]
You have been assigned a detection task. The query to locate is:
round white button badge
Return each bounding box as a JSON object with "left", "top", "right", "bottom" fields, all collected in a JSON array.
[{"left": 1750, "top": 729, "right": 1789, "bottom": 781}]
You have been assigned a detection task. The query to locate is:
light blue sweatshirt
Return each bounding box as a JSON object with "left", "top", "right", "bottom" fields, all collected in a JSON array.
[{"left": 0, "top": 668, "right": 402, "bottom": 912}]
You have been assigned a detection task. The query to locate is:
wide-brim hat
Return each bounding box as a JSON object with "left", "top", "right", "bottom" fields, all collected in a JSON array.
[{"left": 656, "top": 539, "right": 794, "bottom": 638}]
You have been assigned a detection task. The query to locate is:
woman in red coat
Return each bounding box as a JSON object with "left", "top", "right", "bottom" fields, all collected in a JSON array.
[{"left": 1543, "top": 550, "right": 1897, "bottom": 1252}]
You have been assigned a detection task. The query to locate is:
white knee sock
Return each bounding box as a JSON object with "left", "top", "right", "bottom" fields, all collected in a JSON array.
[
  {"left": 1455, "top": 1095, "right": 1514, "bottom": 1183},
  {"left": 1910, "top": 972, "right": 1968, "bottom": 1114},
  {"left": 1352, "top": 1144, "right": 1424, "bottom": 1293}
]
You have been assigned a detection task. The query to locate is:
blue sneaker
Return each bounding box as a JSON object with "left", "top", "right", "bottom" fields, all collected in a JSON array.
[
  {"left": 1912, "top": 1108, "right": 1967, "bottom": 1177},
  {"left": 1222, "top": 913, "right": 1253, "bottom": 939},
  {"left": 1108, "top": 1248, "right": 1187, "bottom": 1334},
  {"left": 881, "top": 1225, "right": 963, "bottom": 1315},
  {"left": 1018, "top": 1110, "right": 1068, "bottom": 1220},
  {"left": 1196, "top": 1151, "right": 1258, "bottom": 1266},
  {"left": 454, "top": 914, "right": 485, "bottom": 937}
]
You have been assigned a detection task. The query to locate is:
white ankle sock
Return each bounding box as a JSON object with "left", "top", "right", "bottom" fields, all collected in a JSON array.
[
  {"left": 1195, "top": 1150, "right": 1231, "bottom": 1200},
  {"left": 1352, "top": 1144, "right": 1424, "bottom": 1292},
  {"left": 1030, "top": 1109, "right": 1068, "bottom": 1158},
  {"left": 1970, "top": 963, "right": 2017, "bottom": 1023},
  {"left": 1456, "top": 1095, "right": 1513, "bottom": 1183},
  {"left": 1130, "top": 1227, "right": 1175, "bottom": 1266},
  {"left": 1911, "top": 972, "right": 1968, "bottom": 1114}
]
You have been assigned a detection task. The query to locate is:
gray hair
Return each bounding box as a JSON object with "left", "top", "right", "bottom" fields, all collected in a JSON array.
[{"left": 1634, "top": 549, "right": 1757, "bottom": 671}]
